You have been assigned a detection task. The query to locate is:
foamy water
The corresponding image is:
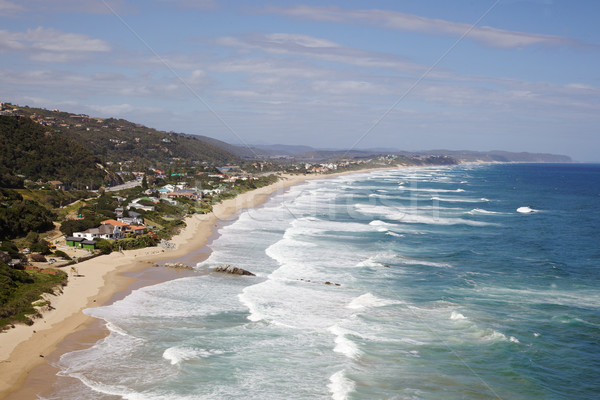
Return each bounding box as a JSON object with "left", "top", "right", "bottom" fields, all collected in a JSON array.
[{"left": 50, "top": 163, "right": 600, "bottom": 400}]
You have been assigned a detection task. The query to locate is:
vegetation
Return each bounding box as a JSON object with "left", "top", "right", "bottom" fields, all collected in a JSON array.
[
  {"left": 53, "top": 250, "right": 72, "bottom": 260},
  {"left": 0, "top": 241, "right": 22, "bottom": 260},
  {"left": 25, "top": 232, "right": 52, "bottom": 255},
  {"left": 0, "top": 263, "right": 67, "bottom": 329},
  {"left": 0, "top": 188, "right": 55, "bottom": 240},
  {"left": 0, "top": 116, "right": 119, "bottom": 188}
]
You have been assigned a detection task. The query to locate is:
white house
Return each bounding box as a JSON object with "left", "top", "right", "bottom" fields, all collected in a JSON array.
[{"left": 73, "top": 224, "right": 123, "bottom": 240}]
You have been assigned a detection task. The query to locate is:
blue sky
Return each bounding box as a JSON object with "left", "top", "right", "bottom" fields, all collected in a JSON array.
[{"left": 1, "top": 0, "right": 599, "bottom": 160}]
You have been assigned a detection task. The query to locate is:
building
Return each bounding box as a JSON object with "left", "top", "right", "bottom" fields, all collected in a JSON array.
[
  {"left": 73, "top": 224, "right": 123, "bottom": 240},
  {"left": 65, "top": 237, "right": 97, "bottom": 249},
  {"left": 127, "top": 225, "right": 146, "bottom": 235}
]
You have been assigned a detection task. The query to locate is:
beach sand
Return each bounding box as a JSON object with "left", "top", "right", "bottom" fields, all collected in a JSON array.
[{"left": 0, "top": 168, "right": 397, "bottom": 399}]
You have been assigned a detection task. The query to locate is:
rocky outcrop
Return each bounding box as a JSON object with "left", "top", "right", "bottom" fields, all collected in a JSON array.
[
  {"left": 214, "top": 264, "right": 256, "bottom": 276},
  {"left": 299, "top": 278, "right": 341, "bottom": 286},
  {"left": 162, "top": 262, "right": 194, "bottom": 270}
]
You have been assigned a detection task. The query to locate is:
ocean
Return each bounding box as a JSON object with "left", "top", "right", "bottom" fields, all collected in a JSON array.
[{"left": 49, "top": 163, "right": 600, "bottom": 400}]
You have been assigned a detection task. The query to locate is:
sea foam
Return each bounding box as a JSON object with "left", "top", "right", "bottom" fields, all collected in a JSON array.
[
  {"left": 328, "top": 325, "right": 361, "bottom": 359},
  {"left": 517, "top": 206, "right": 538, "bottom": 213},
  {"left": 329, "top": 370, "right": 356, "bottom": 400},
  {"left": 348, "top": 293, "right": 397, "bottom": 309},
  {"left": 162, "top": 346, "right": 222, "bottom": 365}
]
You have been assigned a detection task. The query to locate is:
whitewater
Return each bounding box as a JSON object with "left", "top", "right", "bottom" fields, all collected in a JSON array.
[{"left": 48, "top": 163, "right": 600, "bottom": 399}]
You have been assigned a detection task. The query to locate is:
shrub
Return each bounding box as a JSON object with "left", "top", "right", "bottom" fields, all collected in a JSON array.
[
  {"left": 95, "top": 238, "right": 113, "bottom": 255},
  {"left": 53, "top": 250, "right": 72, "bottom": 260},
  {"left": 30, "top": 253, "right": 46, "bottom": 262},
  {"left": 29, "top": 239, "right": 51, "bottom": 255}
]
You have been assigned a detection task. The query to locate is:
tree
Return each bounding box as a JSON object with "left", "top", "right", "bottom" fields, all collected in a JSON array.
[
  {"left": 141, "top": 174, "right": 148, "bottom": 190},
  {"left": 95, "top": 238, "right": 113, "bottom": 254}
]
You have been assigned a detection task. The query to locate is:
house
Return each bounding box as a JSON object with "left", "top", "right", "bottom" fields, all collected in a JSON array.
[
  {"left": 159, "top": 184, "right": 175, "bottom": 193},
  {"left": 118, "top": 214, "right": 144, "bottom": 226},
  {"left": 161, "top": 197, "right": 178, "bottom": 205},
  {"left": 73, "top": 224, "right": 123, "bottom": 240},
  {"left": 65, "top": 237, "right": 97, "bottom": 249},
  {"left": 129, "top": 211, "right": 143, "bottom": 220},
  {"left": 66, "top": 237, "right": 84, "bottom": 247},
  {"left": 128, "top": 197, "right": 157, "bottom": 212},
  {"left": 100, "top": 220, "right": 129, "bottom": 237},
  {"left": 127, "top": 225, "right": 146, "bottom": 235},
  {"left": 164, "top": 189, "right": 202, "bottom": 201},
  {"left": 80, "top": 240, "right": 97, "bottom": 250},
  {"left": 47, "top": 180, "right": 65, "bottom": 190}
]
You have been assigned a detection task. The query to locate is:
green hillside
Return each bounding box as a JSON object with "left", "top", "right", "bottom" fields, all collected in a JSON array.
[
  {"left": 0, "top": 116, "right": 117, "bottom": 188},
  {"left": 3, "top": 104, "right": 241, "bottom": 165}
]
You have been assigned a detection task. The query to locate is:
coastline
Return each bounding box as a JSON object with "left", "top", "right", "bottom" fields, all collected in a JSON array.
[{"left": 0, "top": 167, "right": 400, "bottom": 399}]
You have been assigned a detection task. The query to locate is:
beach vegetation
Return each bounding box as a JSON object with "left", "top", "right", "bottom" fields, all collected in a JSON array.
[
  {"left": 114, "top": 235, "right": 158, "bottom": 251},
  {"left": 0, "top": 263, "right": 67, "bottom": 329},
  {"left": 94, "top": 239, "right": 113, "bottom": 255},
  {"left": 52, "top": 250, "right": 72, "bottom": 260}
]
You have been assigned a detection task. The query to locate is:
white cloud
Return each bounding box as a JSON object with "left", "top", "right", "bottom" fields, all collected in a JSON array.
[
  {"left": 215, "top": 33, "right": 424, "bottom": 73},
  {"left": 268, "top": 6, "right": 578, "bottom": 49},
  {"left": 87, "top": 103, "right": 162, "bottom": 116},
  {"left": 263, "top": 33, "right": 339, "bottom": 48},
  {"left": 0, "top": 0, "right": 23, "bottom": 14},
  {"left": 0, "top": 27, "right": 110, "bottom": 62},
  {"left": 16, "top": 0, "right": 132, "bottom": 15}
]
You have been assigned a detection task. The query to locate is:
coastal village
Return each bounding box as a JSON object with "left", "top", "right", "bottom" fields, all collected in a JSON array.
[{"left": 1, "top": 102, "right": 409, "bottom": 283}]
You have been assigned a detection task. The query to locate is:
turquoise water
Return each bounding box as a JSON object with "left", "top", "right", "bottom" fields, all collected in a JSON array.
[{"left": 50, "top": 163, "right": 600, "bottom": 399}]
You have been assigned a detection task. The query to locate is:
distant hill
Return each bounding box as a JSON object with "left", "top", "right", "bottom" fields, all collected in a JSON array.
[
  {"left": 409, "top": 150, "right": 573, "bottom": 163},
  {"left": 251, "top": 144, "right": 316, "bottom": 156},
  {"left": 0, "top": 116, "right": 119, "bottom": 188},
  {"left": 2, "top": 103, "right": 573, "bottom": 166},
  {"left": 227, "top": 144, "right": 573, "bottom": 163},
  {"left": 191, "top": 135, "right": 271, "bottom": 159}
]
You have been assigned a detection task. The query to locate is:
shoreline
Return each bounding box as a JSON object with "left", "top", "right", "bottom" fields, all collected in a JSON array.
[{"left": 0, "top": 167, "right": 401, "bottom": 399}]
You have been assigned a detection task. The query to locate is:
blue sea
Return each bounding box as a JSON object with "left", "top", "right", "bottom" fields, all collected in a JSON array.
[{"left": 49, "top": 163, "right": 600, "bottom": 400}]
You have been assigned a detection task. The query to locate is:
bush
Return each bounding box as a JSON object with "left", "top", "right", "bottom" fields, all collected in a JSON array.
[
  {"left": 30, "top": 253, "right": 46, "bottom": 262},
  {"left": 60, "top": 219, "right": 97, "bottom": 236},
  {"left": 53, "top": 250, "right": 71, "bottom": 260},
  {"left": 0, "top": 263, "right": 67, "bottom": 328},
  {"left": 113, "top": 235, "right": 157, "bottom": 251},
  {"left": 29, "top": 239, "right": 51, "bottom": 255},
  {"left": 0, "top": 241, "right": 20, "bottom": 259},
  {"left": 95, "top": 238, "right": 113, "bottom": 255}
]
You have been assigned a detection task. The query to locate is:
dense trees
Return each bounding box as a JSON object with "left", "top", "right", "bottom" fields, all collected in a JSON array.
[
  {"left": 0, "top": 195, "right": 55, "bottom": 239},
  {"left": 0, "top": 116, "right": 111, "bottom": 189}
]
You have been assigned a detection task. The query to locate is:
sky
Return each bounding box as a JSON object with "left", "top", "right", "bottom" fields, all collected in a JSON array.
[{"left": 1, "top": 0, "right": 599, "bottom": 161}]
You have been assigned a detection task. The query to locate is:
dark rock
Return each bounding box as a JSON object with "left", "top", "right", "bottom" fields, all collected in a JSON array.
[{"left": 214, "top": 264, "right": 256, "bottom": 276}]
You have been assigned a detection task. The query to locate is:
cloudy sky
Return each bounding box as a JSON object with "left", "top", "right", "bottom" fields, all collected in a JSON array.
[{"left": 1, "top": 0, "right": 599, "bottom": 160}]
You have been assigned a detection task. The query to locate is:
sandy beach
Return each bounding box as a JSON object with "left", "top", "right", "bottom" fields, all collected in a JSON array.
[{"left": 0, "top": 169, "right": 393, "bottom": 399}]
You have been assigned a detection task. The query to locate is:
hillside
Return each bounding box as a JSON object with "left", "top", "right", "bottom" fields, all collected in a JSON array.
[
  {"left": 0, "top": 116, "right": 118, "bottom": 188},
  {"left": 2, "top": 104, "right": 241, "bottom": 166}
]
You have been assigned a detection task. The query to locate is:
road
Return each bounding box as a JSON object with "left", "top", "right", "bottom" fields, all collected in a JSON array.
[{"left": 105, "top": 178, "right": 142, "bottom": 192}]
